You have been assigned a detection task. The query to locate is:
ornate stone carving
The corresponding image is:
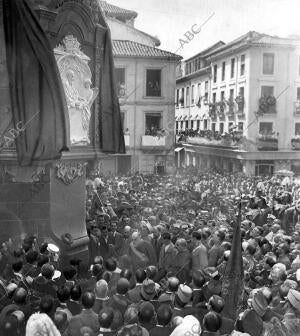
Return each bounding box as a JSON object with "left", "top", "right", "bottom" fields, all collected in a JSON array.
[
  {"left": 55, "top": 36, "right": 99, "bottom": 145},
  {"left": 56, "top": 162, "right": 87, "bottom": 185}
]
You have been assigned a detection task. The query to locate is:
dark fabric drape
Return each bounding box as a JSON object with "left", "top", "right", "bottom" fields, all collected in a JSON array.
[
  {"left": 97, "top": 11, "right": 125, "bottom": 153},
  {"left": 3, "top": 0, "right": 69, "bottom": 166},
  {"left": 221, "top": 203, "right": 244, "bottom": 320}
]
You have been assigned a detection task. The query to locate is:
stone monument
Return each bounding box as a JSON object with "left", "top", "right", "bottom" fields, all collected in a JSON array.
[
  {"left": 0, "top": 0, "right": 124, "bottom": 262},
  {"left": 55, "top": 35, "right": 98, "bottom": 145}
]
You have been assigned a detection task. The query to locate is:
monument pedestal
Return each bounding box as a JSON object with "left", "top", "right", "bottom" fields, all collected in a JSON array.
[{"left": 0, "top": 149, "right": 95, "bottom": 263}]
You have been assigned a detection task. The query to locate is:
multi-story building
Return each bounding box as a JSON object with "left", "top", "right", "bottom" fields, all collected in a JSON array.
[
  {"left": 100, "top": 1, "right": 181, "bottom": 174},
  {"left": 176, "top": 31, "right": 300, "bottom": 176}
]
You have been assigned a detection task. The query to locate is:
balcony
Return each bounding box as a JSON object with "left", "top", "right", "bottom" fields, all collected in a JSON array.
[
  {"left": 124, "top": 134, "right": 130, "bottom": 148},
  {"left": 294, "top": 101, "right": 300, "bottom": 116},
  {"left": 141, "top": 135, "right": 166, "bottom": 150},
  {"left": 291, "top": 138, "right": 300, "bottom": 150},
  {"left": 258, "top": 96, "right": 277, "bottom": 115},
  {"left": 257, "top": 135, "right": 278, "bottom": 151}
]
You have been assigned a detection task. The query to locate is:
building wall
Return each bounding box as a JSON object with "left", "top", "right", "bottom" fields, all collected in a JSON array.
[
  {"left": 248, "top": 46, "right": 300, "bottom": 149},
  {"left": 107, "top": 17, "right": 157, "bottom": 47},
  {"left": 175, "top": 72, "right": 211, "bottom": 131},
  {"left": 114, "top": 56, "right": 176, "bottom": 174},
  {"left": 210, "top": 50, "right": 250, "bottom": 135}
]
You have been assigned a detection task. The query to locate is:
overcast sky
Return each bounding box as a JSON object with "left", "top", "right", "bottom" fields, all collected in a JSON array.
[{"left": 109, "top": 0, "right": 300, "bottom": 60}]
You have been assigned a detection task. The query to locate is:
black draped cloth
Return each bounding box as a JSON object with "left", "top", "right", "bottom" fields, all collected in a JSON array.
[
  {"left": 96, "top": 8, "right": 125, "bottom": 154},
  {"left": 3, "top": 0, "right": 69, "bottom": 166}
]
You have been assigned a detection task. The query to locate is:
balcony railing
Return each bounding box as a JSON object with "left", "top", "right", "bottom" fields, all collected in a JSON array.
[
  {"left": 291, "top": 137, "right": 300, "bottom": 150},
  {"left": 141, "top": 135, "right": 166, "bottom": 149},
  {"left": 257, "top": 135, "right": 278, "bottom": 151},
  {"left": 294, "top": 101, "right": 300, "bottom": 116}
]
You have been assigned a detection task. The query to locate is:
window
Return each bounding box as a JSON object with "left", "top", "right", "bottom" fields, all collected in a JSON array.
[
  {"left": 145, "top": 113, "right": 162, "bottom": 135},
  {"left": 176, "top": 122, "right": 179, "bottom": 134},
  {"left": 181, "top": 121, "right": 184, "bottom": 129},
  {"left": 240, "top": 55, "right": 245, "bottom": 76},
  {"left": 261, "top": 86, "right": 275, "bottom": 113},
  {"left": 261, "top": 86, "right": 274, "bottom": 97},
  {"left": 191, "top": 85, "right": 195, "bottom": 104},
  {"left": 230, "top": 58, "right": 235, "bottom": 78},
  {"left": 220, "top": 122, "right": 224, "bottom": 134},
  {"left": 197, "top": 83, "right": 201, "bottom": 100},
  {"left": 204, "top": 120, "right": 208, "bottom": 130},
  {"left": 185, "top": 120, "right": 189, "bottom": 129},
  {"left": 222, "top": 62, "right": 225, "bottom": 81},
  {"left": 295, "top": 123, "right": 300, "bottom": 136},
  {"left": 191, "top": 120, "right": 194, "bottom": 129},
  {"left": 212, "top": 123, "right": 216, "bottom": 131},
  {"left": 220, "top": 91, "right": 225, "bottom": 101},
  {"left": 181, "top": 88, "right": 185, "bottom": 106},
  {"left": 263, "top": 53, "right": 274, "bottom": 75},
  {"left": 197, "top": 120, "right": 200, "bottom": 129},
  {"left": 205, "top": 81, "right": 209, "bottom": 92},
  {"left": 115, "top": 68, "right": 126, "bottom": 97},
  {"left": 255, "top": 161, "right": 274, "bottom": 176},
  {"left": 204, "top": 81, "right": 209, "bottom": 101},
  {"left": 239, "top": 87, "right": 244, "bottom": 97},
  {"left": 259, "top": 122, "right": 273, "bottom": 135},
  {"left": 238, "top": 122, "right": 244, "bottom": 132},
  {"left": 146, "top": 69, "right": 161, "bottom": 96},
  {"left": 229, "top": 89, "right": 234, "bottom": 99},
  {"left": 176, "top": 89, "right": 179, "bottom": 106},
  {"left": 213, "top": 64, "right": 217, "bottom": 83},
  {"left": 212, "top": 92, "right": 216, "bottom": 103},
  {"left": 297, "top": 87, "right": 300, "bottom": 101},
  {"left": 186, "top": 87, "right": 190, "bottom": 106},
  {"left": 228, "top": 122, "right": 233, "bottom": 131}
]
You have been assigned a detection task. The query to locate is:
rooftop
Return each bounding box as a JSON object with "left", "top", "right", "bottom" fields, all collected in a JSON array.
[
  {"left": 98, "top": 0, "right": 137, "bottom": 20},
  {"left": 205, "top": 31, "right": 300, "bottom": 58},
  {"left": 112, "top": 40, "right": 182, "bottom": 60}
]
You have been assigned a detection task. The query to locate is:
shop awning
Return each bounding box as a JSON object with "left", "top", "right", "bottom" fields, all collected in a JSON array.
[{"left": 175, "top": 147, "right": 184, "bottom": 152}]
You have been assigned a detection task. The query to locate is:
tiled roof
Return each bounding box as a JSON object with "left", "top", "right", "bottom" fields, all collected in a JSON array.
[
  {"left": 112, "top": 40, "right": 182, "bottom": 60},
  {"left": 98, "top": 1, "right": 137, "bottom": 19}
]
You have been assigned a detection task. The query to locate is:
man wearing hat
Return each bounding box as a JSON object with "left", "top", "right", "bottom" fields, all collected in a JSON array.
[
  {"left": 129, "top": 232, "right": 156, "bottom": 272},
  {"left": 157, "top": 232, "right": 177, "bottom": 281},
  {"left": 206, "top": 294, "right": 234, "bottom": 334},
  {"left": 283, "top": 289, "right": 300, "bottom": 334},
  {"left": 173, "top": 284, "right": 193, "bottom": 318}
]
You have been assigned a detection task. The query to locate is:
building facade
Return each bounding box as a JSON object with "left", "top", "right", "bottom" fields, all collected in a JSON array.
[
  {"left": 101, "top": 1, "right": 181, "bottom": 174},
  {"left": 176, "top": 31, "right": 300, "bottom": 176}
]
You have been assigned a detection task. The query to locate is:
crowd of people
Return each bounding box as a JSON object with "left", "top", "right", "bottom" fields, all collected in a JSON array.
[
  {"left": 177, "top": 129, "right": 243, "bottom": 146},
  {"left": 2, "top": 168, "right": 300, "bottom": 335}
]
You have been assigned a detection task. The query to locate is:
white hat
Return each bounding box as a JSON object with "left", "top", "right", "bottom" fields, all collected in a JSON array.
[
  {"left": 52, "top": 270, "right": 61, "bottom": 281},
  {"left": 287, "top": 289, "right": 300, "bottom": 311},
  {"left": 170, "top": 315, "right": 201, "bottom": 336},
  {"left": 47, "top": 243, "right": 59, "bottom": 254}
]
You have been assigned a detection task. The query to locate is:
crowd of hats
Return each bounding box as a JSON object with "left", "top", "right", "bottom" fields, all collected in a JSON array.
[{"left": 1, "top": 168, "right": 300, "bottom": 335}]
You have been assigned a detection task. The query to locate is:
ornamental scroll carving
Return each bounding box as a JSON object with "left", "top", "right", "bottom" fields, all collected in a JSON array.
[
  {"left": 55, "top": 35, "right": 99, "bottom": 145},
  {"left": 56, "top": 162, "right": 87, "bottom": 185}
]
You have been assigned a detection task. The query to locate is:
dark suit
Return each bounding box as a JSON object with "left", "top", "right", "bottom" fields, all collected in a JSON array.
[
  {"left": 283, "top": 206, "right": 299, "bottom": 234},
  {"left": 67, "top": 300, "right": 82, "bottom": 316},
  {"left": 158, "top": 243, "right": 177, "bottom": 274},
  {"left": 66, "top": 309, "right": 99, "bottom": 336},
  {"left": 127, "top": 284, "right": 142, "bottom": 303},
  {"left": 111, "top": 231, "right": 124, "bottom": 257},
  {"left": 107, "top": 293, "right": 131, "bottom": 316},
  {"left": 150, "top": 326, "right": 171, "bottom": 336}
]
